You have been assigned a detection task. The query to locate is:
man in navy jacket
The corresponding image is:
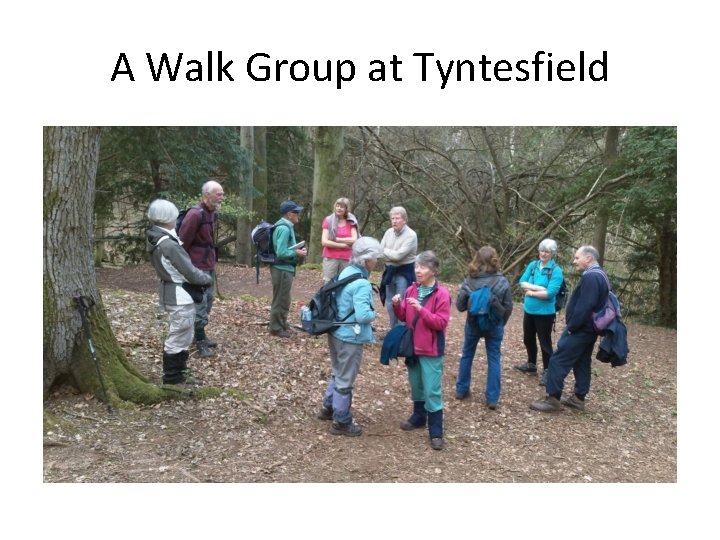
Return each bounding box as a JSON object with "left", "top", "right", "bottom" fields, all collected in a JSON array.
[{"left": 530, "top": 245, "right": 609, "bottom": 413}]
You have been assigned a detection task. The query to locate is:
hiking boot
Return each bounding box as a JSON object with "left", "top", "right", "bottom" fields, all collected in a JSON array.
[
  {"left": 330, "top": 421, "right": 362, "bottom": 437},
  {"left": 430, "top": 437, "right": 444, "bottom": 450},
  {"left": 539, "top": 371, "right": 548, "bottom": 386},
  {"left": 455, "top": 390, "right": 471, "bottom": 400},
  {"left": 529, "top": 395, "right": 562, "bottom": 413},
  {"left": 316, "top": 406, "right": 333, "bottom": 421},
  {"left": 182, "top": 369, "right": 203, "bottom": 386},
  {"left": 270, "top": 330, "right": 292, "bottom": 338},
  {"left": 196, "top": 340, "right": 216, "bottom": 358},
  {"left": 561, "top": 394, "right": 586, "bottom": 411},
  {"left": 513, "top": 362, "right": 537, "bottom": 374},
  {"left": 487, "top": 402, "right": 498, "bottom": 410}
]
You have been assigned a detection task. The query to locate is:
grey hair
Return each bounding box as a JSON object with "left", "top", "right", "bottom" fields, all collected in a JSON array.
[
  {"left": 202, "top": 180, "right": 222, "bottom": 195},
  {"left": 538, "top": 238, "right": 558, "bottom": 255},
  {"left": 351, "top": 236, "right": 383, "bottom": 265},
  {"left": 578, "top": 245, "right": 600, "bottom": 261},
  {"left": 389, "top": 206, "right": 408, "bottom": 220},
  {"left": 147, "top": 199, "right": 179, "bottom": 226},
  {"left": 415, "top": 250, "right": 440, "bottom": 274}
]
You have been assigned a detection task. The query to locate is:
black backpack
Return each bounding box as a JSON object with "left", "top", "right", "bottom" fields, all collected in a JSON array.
[
  {"left": 530, "top": 261, "right": 568, "bottom": 312},
  {"left": 250, "top": 221, "right": 290, "bottom": 283},
  {"left": 300, "top": 273, "right": 364, "bottom": 335},
  {"left": 176, "top": 204, "right": 203, "bottom": 232}
]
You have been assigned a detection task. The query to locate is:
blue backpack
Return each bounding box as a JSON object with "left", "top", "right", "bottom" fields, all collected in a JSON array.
[{"left": 467, "top": 277, "right": 503, "bottom": 332}]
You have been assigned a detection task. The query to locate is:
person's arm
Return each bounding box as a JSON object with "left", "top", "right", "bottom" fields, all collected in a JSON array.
[
  {"left": 383, "top": 231, "right": 417, "bottom": 263},
  {"left": 352, "top": 282, "right": 376, "bottom": 324},
  {"left": 335, "top": 226, "right": 358, "bottom": 246},
  {"left": 418, "top": 288, "right": 451, "bottom": 331},
  {"left": 273, "top": 224, "right": 298, "bottom": 261},
  {"left": 165, "top": 243, "right": 212, "bottom": 286},
  {"left": 456, "top": 280, "right": 471, "bottom": 312}
]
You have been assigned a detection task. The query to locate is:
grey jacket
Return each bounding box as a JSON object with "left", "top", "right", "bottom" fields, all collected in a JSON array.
[
  {"left": 146, "top": 225, "right": 213, "bottom": 306},
  {"left": 456, "top": 272, "right": 514, "bottom": 325}
]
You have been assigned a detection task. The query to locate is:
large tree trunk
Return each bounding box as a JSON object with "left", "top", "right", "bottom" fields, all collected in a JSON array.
[
  {"left": 310, "top": 127, "right": 344, "bottom": 264},
  {"left": 43, "top": 126, "right": 166, "bottom": 404}
]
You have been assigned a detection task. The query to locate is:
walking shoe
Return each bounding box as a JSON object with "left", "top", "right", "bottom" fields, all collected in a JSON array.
[
  {"left": 196, "top": 340, "right": 216, "bottom": 358},
  {"left": 455, "top": 390, "right": 471, "bottom": 400},
  {"left": 193, "top": 337, "right": 218, "bottom": 348},
  {"left": 539, "top": 371, "right": 548, "bottom": 386},
  {"left": 561, "top": 394, "right": 586, "bottom": 411},
  {"left": 330, "top": 421, "right": 362, "bottom": 437},
  {"left": 270, "top": 330, "right": 292, "bottom": 338},
  {"left": 513, "top": 362, "right": 537, "bottom": 374},
  {"left": 487, "top": 402, "right": 498, "bottom": 410},
  {"left": 316, "top": 406, "right": 333, "bottom": 421},
  {"left": 529, "top": 395, "right": 562, "bottom": 412},
  {"left": 400, "top": 419, "right": 426, "bottom": 431},
  {"left": 430, "top": 437, "right": 444, "bottom": 450}
]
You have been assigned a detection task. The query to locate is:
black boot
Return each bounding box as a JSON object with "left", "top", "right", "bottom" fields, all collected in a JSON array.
[
  {"left": 427, "top": 409, "right": 444, "bottom": 450},
  {"left": 162, "top": 351, "right": 184, "bottom": 384},
  {"left": 400, "top": 401, "right": 427, "bottom": 430},
  {"left": 195, "top": 327, "right": 218, "bottom": 352}
]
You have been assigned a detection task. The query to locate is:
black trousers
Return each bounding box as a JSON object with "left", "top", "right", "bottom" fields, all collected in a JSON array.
[{"left": 522, "top": 312, "right": 556, "bottom": 370}]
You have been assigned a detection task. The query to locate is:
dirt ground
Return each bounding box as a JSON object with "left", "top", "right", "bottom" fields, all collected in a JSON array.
[{"left": 43, "top": 262, "right": 677, "bottom": 484}]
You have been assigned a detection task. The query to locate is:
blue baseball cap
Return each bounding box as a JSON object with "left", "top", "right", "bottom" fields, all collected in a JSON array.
[{"left": 280, "top": 200, "right": 304, "bottom": 214}]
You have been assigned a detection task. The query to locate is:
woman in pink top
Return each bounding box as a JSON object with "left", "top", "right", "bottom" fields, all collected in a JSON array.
[{"left": 321, "top": 197, "right": 360, "bottom": 283}]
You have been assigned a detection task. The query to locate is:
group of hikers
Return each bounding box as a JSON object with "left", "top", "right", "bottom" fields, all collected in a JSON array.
[{"left": 146, "top": 181, "right": 621, "bottom": 451}]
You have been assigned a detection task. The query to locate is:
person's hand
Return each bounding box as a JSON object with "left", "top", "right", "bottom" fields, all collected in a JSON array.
[
  {"left": 407, "top": 297, "right": 422, "bottom": 311},
  {"left": 391, "top": 294, "right": 401, "bottom": 305},
  {"left": 296, "top": 248, "right": 307, "bottom": 257},
  {"left": 520, "top": 282, "right": 531, "bottom": 291}
]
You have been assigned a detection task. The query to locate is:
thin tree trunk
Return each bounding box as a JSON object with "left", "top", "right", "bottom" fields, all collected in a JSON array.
[
  {"left": 593, "top": 126, "right": 620, "bottom": 264},
  {"left": 236, "top": 126, "right": 254, "bottom": 265},
  {"left": 657, "top": 212, "right": 677, "bottom": 327}
]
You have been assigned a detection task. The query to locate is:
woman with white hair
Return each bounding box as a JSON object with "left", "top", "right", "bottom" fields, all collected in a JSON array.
[
  {"left": 514, "top": 238, "right": 566, "bottom": 386},
  {"left": 320, "top": 197, "right": 360, "bottom": 284},
  {"left": 146, "top": 199, "right": 213, "bottom": 386},
  {"left": 316, "top": 236, "right": 383, "bottom": 437}
]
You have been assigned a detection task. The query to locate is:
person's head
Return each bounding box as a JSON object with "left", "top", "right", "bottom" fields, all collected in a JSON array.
[
  {"left": 147, "top": 199, "right": 179, "bottom": 229},
  {"left": 389, "top": 206, "right": 407, "bottom": 233},
  {"left": 350, "top": 236, "right": 383, "bottom": 271},
  {"left": 280, "top": 200, "right": 304, "bottom": 225},
  {"left": 334, "top": 198, "right": 351, "bottom": 219},
  {"left": 538, "top": 238, "right": 558, "bottom": 264},
  {"left": 468, "top": 245, "right": 501, "bottom": 276},
  {"left": 202, "top": 180, "right": 225, "bottom": 211},
  {"left": 573, "top": 245, "right": 599, "bottom": 272},
  {"left": 415, "top": 250, "right": 440, "bottom": 286}
]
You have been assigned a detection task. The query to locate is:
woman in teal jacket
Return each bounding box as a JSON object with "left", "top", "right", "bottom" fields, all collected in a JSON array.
[
  {"left": 513, "top": 238, "right": 565, "bottom": 386},
  {"left": 316, "top": 236, "right": 383, "bottom": 437}
]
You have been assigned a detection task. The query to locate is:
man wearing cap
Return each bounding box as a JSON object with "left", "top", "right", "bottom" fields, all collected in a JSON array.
[{"left": 270, "top": 200, "right": 308, "bottom": 338}]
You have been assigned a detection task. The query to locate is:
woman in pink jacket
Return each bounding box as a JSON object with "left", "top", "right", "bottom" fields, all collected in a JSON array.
[{"left": 392, "top": 251, "right": 451, "bottom": 450}]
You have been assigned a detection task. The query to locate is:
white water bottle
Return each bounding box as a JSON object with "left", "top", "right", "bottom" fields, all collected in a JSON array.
[{"left": 300, "top": 305, "right": 311, "bottom": 322}]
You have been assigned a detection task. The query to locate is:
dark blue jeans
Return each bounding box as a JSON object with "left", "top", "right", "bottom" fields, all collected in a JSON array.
[
  {"left": 545, "top": 328, "right": 598, "bottom": 399},
  {"left": 455, "top": 321, "right": 504, "bottom": 405}
]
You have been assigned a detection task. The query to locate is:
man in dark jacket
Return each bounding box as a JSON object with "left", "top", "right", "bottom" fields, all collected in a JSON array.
[
  {"left": 178, "top": 180, "right": 224, "bottom": 357},
  {"left": 530, "top": 245, "right": 609, "bottom": 413}
]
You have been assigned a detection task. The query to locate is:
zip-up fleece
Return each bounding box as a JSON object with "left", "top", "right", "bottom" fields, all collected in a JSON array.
[
  {"left": 146, "top": 225, "right": 213, "bottom": 306},
  {"left": 393, "top": 281, "right": 451, "bottom": 357}
]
